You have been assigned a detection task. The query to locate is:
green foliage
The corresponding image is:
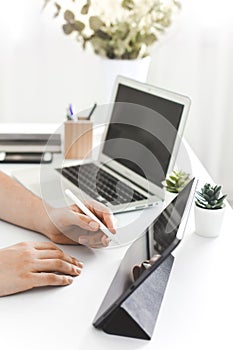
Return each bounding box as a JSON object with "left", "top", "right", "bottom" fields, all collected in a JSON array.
[
  {"left": 195, "top": 183, "right": 227, "bottom": 210},
  {"left": 165, "top": 170, "right": 191, "bottom": 193},
  {"left": 43, "top": 0, "right": 181, "bottom": 59},
  {"left": 121, "top": 0, "right": 134, "bottom": 10}
]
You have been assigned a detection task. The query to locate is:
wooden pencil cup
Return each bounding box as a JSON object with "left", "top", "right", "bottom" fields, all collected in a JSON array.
[{"left": 64, "top": 120, "right": 93, "bottom": 159}]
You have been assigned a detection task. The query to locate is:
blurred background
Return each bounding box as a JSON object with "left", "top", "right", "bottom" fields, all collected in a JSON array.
[{"left": 0, "top": 0, "right": 232, "bottom": 203}]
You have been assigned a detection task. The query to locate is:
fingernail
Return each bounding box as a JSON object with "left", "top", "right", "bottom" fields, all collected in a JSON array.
[
  {"left": 89, "top": 221, "right": 99, "bottom": 230},
  {"left": 103, "top": 237, "right": 110, "bottom": 247},
  {"left": 79, "top": 237, "right": 88, "bottom": 245},
  {"left": 73, "top": 258, "right": 84, "bottom": 267},
  {"left": 68, "top": 277, "right": 73, "bottom": 284},
  {"left": 76, "top": 267, "right": 82, "bottom": 274}
]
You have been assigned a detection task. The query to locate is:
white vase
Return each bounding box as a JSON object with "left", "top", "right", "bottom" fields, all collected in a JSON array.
[
  {"left": 100, "top": 56, "right": 151, "bottom": 103},
  {"left": 194, "top": 205, "right": 226, "bottom": 238}
]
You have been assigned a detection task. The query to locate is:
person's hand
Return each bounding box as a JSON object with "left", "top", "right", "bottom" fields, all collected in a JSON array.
[
  {"left": 44, "top": 200, "right": 117, "bottom": 249},
  {"left": 0, "top": 241, "right": 83, "bottom": 297}
]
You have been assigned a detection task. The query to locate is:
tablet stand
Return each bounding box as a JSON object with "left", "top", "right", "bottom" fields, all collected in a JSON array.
[{"left": 102, "top": 254, "right": 174, "bottom": 340}]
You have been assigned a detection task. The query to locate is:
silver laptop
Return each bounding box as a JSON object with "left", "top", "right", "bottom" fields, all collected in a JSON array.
[
  {"left": 13, "top": 76, "right": 191, "bottom": 214},
  {"left": 55, "top": 76, "right": 191, "bottom": 213}
]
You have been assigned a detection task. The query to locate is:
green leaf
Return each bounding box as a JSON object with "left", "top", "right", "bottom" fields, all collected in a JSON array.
[
  {"left": 121, "top": 0, "right": 134, "bottom": 10},
  {"left": 89, "top": 16, "right": 105, "bottom": 31},
  {"left": 43, "top": 0, "right": 51, "bottom": 9},
  {"left": 64, "top": 10, "right": 75, "bottom": 22},
  {"left": 95, "top": 29, "right": 112, "bottom": 40},
  {"left": 90, "top": 36, "right": 108, "bottom": 56},
  {"left": 214, "top": 187, "right": 221, "bottom": 198},
  {"left": 54, "top": 3, "right": 61, "bottom": 18},
  {"left": 165, "top": 179, "right": 175, "bottom": 188},
  {"left": 143, "top": 33, "right": 157, "bottom": 46},
  {"left": 196, "top": 198, "right": 208, "bottom": 207},
  {"left": 115, "top": 22, "right": 130, "bottom": 40},
  {"left": 195, "top": 201, "right": 208, "bottom": 209},
  {"left": 170, "top": 175, "right": 178, "bottom": 182},
  {"left": 63, "top": 23, "right": 74, "bottom": 35},
  {"left": 217, "top": 194, "right": 227, "bottom": 203},
  {"left": 73, "top": 20, "right": 85, "bottom": 32},
  {"left": 167, "top": 188, "right": 179, "bottom": 193},
  {"left": 81, "top": 3, "right": 90, "bottom": 15}
]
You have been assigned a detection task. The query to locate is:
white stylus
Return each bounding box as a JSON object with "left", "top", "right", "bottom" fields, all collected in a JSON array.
[{"left": 65, "top": 189, "right": 120, "bottom": 245}]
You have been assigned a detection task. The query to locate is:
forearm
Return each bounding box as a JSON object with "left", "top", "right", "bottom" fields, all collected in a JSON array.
[{"left": 0, "top": 171, "right": 51, "bottom": 235}]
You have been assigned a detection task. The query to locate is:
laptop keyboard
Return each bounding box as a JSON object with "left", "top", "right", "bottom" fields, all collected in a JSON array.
[{"left": 57, "top": 163, "right": 147, "bottom": 205}]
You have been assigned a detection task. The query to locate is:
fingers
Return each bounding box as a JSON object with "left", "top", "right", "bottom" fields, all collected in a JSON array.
[
  {"left": 68, "top": 201, "right": 117, "bottom": 235},
  {"left": 30, "top": 241, "right": 84, "bottom": 271},
  {"left": 70, "top": 212, "right": 100, "bottom": 232},
  {"left": 37, "top": 250, "right": 83, "bottom": 268},
  {"left": 32, "top": 273, "right": 74, "bottom": 287},
  {"left": 102, "top": 212, "right": 116, "bottom": 233},
  {"left": 78, "top": 232, "right": 109, "bottom": 248},
  {"left": 84, "top": 201, "right": 117, "bottom": 233},
  {"left": 33, "top": 242, "right": 62, "bottom": 251},
  {"left": 101, "top": 235, "right": 110, "bottom": 247},
  {"left": 35, "top": 259, "right": 82, "bottom": 276}
]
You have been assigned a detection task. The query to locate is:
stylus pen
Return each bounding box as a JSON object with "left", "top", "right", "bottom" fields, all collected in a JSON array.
[
  {"left": 65, "top": 189, "right": 120, "bottom": 245},
  {"left": 87, "top": 103, "right": 97, "bottom": 120}
]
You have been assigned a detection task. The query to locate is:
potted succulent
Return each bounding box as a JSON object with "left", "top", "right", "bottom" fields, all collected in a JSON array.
[
  {"left": 164, "top": 170, "right": 191, "bottom": 203},
  {"left": 195, "top": 183, "right": 227, "bottom": 238},
  {"left": 165, "top": 170, "right": 191, "bottom": 193}
]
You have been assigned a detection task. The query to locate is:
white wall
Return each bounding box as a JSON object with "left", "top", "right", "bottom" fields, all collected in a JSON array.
[
  {"left": 0, "top": 0, "right": 104, "bottom": 122},
  {"left": 0, "top": 0, "right": 232, "bottom": 199},
  {"left": 147, "top": 0, "right": 233, "bottom": 200}
]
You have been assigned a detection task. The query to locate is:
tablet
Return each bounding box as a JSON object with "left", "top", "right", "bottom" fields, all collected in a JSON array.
[{"left": 93, "top": 178, "right": 197, "bottom": 329}]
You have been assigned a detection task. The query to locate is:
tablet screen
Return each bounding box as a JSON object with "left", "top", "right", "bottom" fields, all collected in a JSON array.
[{"left": 93, "top": 179, "right": 196, "bottom": 327}]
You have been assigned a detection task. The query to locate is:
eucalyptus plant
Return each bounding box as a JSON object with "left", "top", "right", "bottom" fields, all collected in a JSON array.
[
  {"left": 165, "top": 170, "right": 191, "bottom": 193},
  {"left": 195, "top": 183, "right": 227, "bottom": 210},
  {"left": 43, "top": 0, "right": 181, "bottom": 59}
]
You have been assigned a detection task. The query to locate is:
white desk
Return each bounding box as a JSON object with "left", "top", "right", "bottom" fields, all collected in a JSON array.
[{"left": 0, "top": 125, "right": 233, "bottom": 350}]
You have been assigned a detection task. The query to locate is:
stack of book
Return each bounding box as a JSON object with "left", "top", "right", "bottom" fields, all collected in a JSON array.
[{"left": 0, "top": 133, "right": 61, "bottom": 163}]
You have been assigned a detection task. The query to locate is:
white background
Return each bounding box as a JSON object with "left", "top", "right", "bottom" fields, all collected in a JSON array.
[{"left": 0, "top": 0, "right": 232, "bottom": 200}]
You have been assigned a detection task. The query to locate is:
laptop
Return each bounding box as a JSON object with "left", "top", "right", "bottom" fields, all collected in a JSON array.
[
  {"left": 56, "top": 76, "right": 191, "bottom": 213},
  {"left": 12, "top": 76, "right": 191, "bottom": 213},
  {"left": 93, "top": 178, "right": 197, "bottom": 337}
]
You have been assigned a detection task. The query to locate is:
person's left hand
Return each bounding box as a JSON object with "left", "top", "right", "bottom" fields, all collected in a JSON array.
[{"left": 43, "top": 200, "right": 116, "bottom": 249}]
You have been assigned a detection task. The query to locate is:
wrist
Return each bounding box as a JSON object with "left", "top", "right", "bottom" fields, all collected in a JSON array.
[{"left": 32, "top": 200, "right": 55, "bottom": 238}]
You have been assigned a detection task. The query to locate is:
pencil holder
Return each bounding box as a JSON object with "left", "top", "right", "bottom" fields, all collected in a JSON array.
[{"left": 64, "top": 120, "right": 93, "bottom": 159}]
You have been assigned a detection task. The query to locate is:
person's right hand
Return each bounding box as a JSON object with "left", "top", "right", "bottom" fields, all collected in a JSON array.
[{"left": 0, "top": 241, "right": 83, "bottom": 297}]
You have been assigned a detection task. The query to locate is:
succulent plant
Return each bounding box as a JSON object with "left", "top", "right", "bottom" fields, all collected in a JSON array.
[
  {"left": 165, "top": 170, "right": 191, "bottom": 193},
  {"left": 43, "top": 0, "right": 181, "bottom": 60},
  {"left": 195, "top": 183, "right": 227, "bottom": 210}
]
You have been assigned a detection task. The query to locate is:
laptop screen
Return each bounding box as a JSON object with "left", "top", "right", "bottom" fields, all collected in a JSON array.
[{"left": 102, "top": 83, "right": 185, "bottom": 187}]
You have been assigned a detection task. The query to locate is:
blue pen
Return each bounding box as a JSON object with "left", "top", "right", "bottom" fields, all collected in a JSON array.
[{"left": 69, "top": 103, "right": 74, "bottom": 117}]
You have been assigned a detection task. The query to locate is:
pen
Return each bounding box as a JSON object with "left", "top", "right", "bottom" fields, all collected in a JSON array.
[
  {"left": 69, "top": 103, "right": 74, "bottom": 117},
  {"left": 66, "top": 103, "right": 76, "bottom": 120},
  {"left": 65, "top": 189, "right": 120, "bottom": 245},
  {"left": 87, "top": 103, "right": 97, "bottom": 120},
  {"left": 66, "top": 108, "right": 73, "bottom": 120}
]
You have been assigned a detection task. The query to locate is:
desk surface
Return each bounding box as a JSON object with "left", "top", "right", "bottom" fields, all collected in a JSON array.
[{"left": 0, "top": 124, "right": 233, "bottom": 350}]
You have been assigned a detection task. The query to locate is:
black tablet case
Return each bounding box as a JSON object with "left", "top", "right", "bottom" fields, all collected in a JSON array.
[{"left": 101, "top": 254, "right": 174, "bottom": 340}]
